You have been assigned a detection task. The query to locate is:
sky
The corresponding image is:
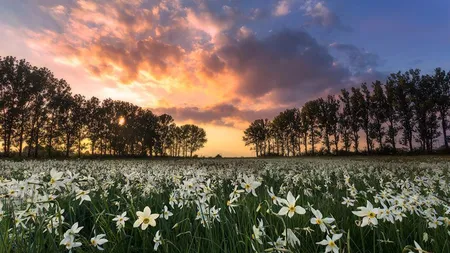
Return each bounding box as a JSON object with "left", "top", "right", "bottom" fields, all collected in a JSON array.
[{"left": 0, "top": 0, "right": 449, "bottom": 157}]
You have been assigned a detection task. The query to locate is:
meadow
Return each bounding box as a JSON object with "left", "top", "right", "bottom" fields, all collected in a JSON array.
[{"left": 0, "top": 158, "right": 449, "bottom": 253}]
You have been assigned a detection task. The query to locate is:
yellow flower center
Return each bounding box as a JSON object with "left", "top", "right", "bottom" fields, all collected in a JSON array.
[
  {"left": 288, "top": 206, "right": 295, "bottom": 212},
  {"left": 50, "top": 178, "right": 56, "bottom": 184},
  {"left": 369, "top": 212, "right": 376, "bottom": 218},
  {"left": 143, "top": 218, "right": 150, "bottom": 224},
  {"left": 329, "top": 241, "right": 335, "bottom": 247},
  {"left": 316, "top": 219, "right": 322, "bottom": 224},
  {"left": 245, "top": 184, "right": 250, "bottom": 190}
]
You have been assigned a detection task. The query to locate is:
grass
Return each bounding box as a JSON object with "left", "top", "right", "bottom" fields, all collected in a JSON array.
[{"left": 0, "top": 158, "right": 449, "bottom": 252}]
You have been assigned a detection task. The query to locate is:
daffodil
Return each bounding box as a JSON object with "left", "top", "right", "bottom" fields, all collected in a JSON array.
[
  {"left": 278, "top": 191, "right": 306, "bottom": 218},
  {"left": 91, "top": 234, "right": 108, "bottom": 250},
  {"left": 160, "top": 205, "right": 173, "bottom": 220},
  {"left": 153, "top": 230, "right": 162, "bottom": 251},
  {"left": 316, "top": 233, "right": 342, "bottom": 253},
  {"left": 112, "top": 212, "right": 129, "bottom": 230},
  {"left": 352, "top": 201, "right": 379, "bottom": 227},
  {"left": 310, "top": 208, "right": 335, "bottom": 232},
  {"left": 75, "top": 189, "right": 91, "bottom": 204},
  {"left": 134, "top": 206, "right": 159, "bottom": 230},
  {"left": 241, "top": 175, "right": 261, "bottom": 197}
]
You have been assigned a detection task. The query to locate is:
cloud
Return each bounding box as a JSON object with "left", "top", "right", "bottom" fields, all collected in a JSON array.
[
  {"left": 0, "top": 0, "right": 386, "bottom": 129},
  {"left": 302, "top": 1, "right": 351, "bottom": 31},
  {"left": 273, "top": 0, "right": 291, "bottom": 17},
  {"left": 185, "top": 3, "right": 240, "bottom": 39},
  {"left": 249, "top": 8, "right": 269, "bottom": 20},
  {"left": 214, "top": 29, "right": 351, "bottom": 103},
  {"left": 329, "top": 42, "right": 381, "bottom": 72},
  {"left": 152, "top": 102, "right": 283, "bottom": 128}
]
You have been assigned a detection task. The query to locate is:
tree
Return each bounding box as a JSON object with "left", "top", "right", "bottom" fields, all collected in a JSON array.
[
  {"left": 433, "top": 68, "right": 450, "bottom": 149},
  {"left": 243, "top": 119, "right": 269, "bottom": 157},
  {"left": 187, "top": 125, "right": 207, "bottom": 157},
  {"left": 0, "top": 56, "right": 207, "bottom": 158},
  {"left": 413, "top": 74, "right": 440, "bottom": 152},
  {"left": 301, "top": 100, "right": 321, "bottom": 155},
  {"left": 384, "top": 79, "right": 398, "bottom": 151},
  {"left": 391, "top": 70, "right": 416, "bottom": 151},
  {"left": 370, "top": 81, "right": 388, "bottom": 150}
]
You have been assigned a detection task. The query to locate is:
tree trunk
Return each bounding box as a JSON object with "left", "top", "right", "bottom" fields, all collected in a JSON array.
[
  {"left": 365, "top": 131, "right": 370, "bottom": 153},
  {"left": 34, "top": 128, "right": 39, "bottom": 158},
  {"left": 66, "top": 133, "right": 70, "bottom": 157},
  {"left": 442, "top": 115, "right": 448, "bottom": 149},
  {"left": 78, "top": 136, "right": 81, "bottom": 157},
  {"left": 18, "top": 122, "right": 24, "bottom": 157}
]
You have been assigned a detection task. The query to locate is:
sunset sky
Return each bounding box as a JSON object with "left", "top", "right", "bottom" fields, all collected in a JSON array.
[{"left": 1, "top": 0, "right": 449, "bottom": 156}]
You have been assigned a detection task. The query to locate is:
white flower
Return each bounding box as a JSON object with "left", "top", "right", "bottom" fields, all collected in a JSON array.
[
  {"left": 210, "top": 206, "right": 221, "bottom": 222},
  {"left": 91, "top": 234, "right": 108, "bottom": 251},
  {"left": 75, "top": 189, "right": 91, "bottom": 205},
  {"left": 63, "top": 222, "right": 83, "bottom": 238},
  {"left": 410, "top": 240, "right": 428, "bottom": 253},
  {"left": 278, "top": 191, "right": 306, "bottom": 218},
  {"left": 252, "top": 225, "right": 263, "bottom": 245},
  {"left": 153, "top": 230, "right": 162, "bottom": 251},
  {"left": 133, "top": 206, "right": 159, "bottom": 230},
  {"left": 241, "top": 175, "right": 261, "bottom": 197},
  {"left": 229, "top": 185, "right": 244, "bottom": 199},
  {"left": 112, "top": 212, "right": 129, "bottom": 230},
  {"left": 226, "top": 197, "right": 239, "bottom": 213},
  {"left": 341, "top": 197, "right": 355, "bottom": 207},
  {"left": 282, "top": 228, "right": 300, "bottom": 247},
  {"left": 352, "top": 201, "right": 379, "bottom": 227},
  {"left": 160, "top": 205, "right": 173, "bottom": 220},
  {"left": 267, "top": 187, "right": 279, "bottom": 204},
  {"left": 60, "top": 235, "right": 82, "bottom": 251},
  {"left": 268, "top": 237, "right": 286, "bottom": 251},
  {"left": 310, "top": 208, "right": 335, "bottom": 232},
  {"left": 49, "top": 169, "right": 65, "bottom": 190},
  {"left": 427, "top": 216, "right": 442, "bottom": 229},
  {"left": 316, "top": 233, "right": 342, "bottom": 253}
]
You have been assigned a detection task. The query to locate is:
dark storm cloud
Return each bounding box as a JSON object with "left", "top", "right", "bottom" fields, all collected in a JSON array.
[{"left": 215, "top": 29, "right": 351, "bottom": 102}]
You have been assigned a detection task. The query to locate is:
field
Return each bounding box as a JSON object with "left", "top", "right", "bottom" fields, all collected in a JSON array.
[{"left": 0, "top": 158, "right": 449, "bottom": 253}]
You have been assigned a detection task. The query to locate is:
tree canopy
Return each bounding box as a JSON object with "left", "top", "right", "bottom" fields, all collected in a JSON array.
[
  {"left": 0, "top": 56, "right": 207, "bottom": 158},
  {"left": 243, "top": 68, "right": 450, "bottom": 156}
]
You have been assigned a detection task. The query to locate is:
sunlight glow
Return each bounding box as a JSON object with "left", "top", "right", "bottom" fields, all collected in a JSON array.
[{"left": 118, "top": 116, "right": 125, "bottom": 126}]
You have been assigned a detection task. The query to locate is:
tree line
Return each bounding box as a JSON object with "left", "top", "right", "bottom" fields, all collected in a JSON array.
[
  {"left": 243, "top": 68, "right": 450, "bottom": 156},
  {"left": 0, "top": 56, "right": 207, "bottom": 158}
]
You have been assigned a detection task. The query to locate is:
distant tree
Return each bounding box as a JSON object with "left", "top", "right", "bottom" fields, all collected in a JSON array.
[
  {"left": 391, "top": 71, "right": 416, "bottom": 151},
  {"left": 370, "top": 80, "right": 388, "bottom": 150},
  {"left": 0, "top": 56, "right": 207, "bottom": 158},
  {"left": 384, "top": 79, "right": 398, "bottom": 151},
  {"left": 301, "top": 100, "right": 321, "bottom": 155},
  {"left": 433, "top": 68, "right": 450, "bottom": 149},
  {"left": 360, "top": 84, "right": 373, "bottom": 153},
  {"left": 187, "top": 125, "right": 207, "bottom": 157},
  {"left": 413, "top": 74, "right": 440, "bottom": 152},
  {"left": 339, "top": 89, "right": 352, "bottom": 153},
  {"left": 243, "top": 119, "right": 269, "bottom": 157}
]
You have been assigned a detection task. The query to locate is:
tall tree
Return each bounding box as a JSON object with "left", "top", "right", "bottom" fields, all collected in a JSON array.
[
  {"left": 384, "top": 79, "right": 398, "bottom": 151},
  {"left": 433, "top": 68, "right": 450, "bottom": 149},
  {"left": 369, "top": 81, "right": 388, "bottom": 150}
]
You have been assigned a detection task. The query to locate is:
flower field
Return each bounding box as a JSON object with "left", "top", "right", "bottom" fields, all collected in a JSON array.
[{"left": 0, "top": 158, "right": 449, "bottom": 253}]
